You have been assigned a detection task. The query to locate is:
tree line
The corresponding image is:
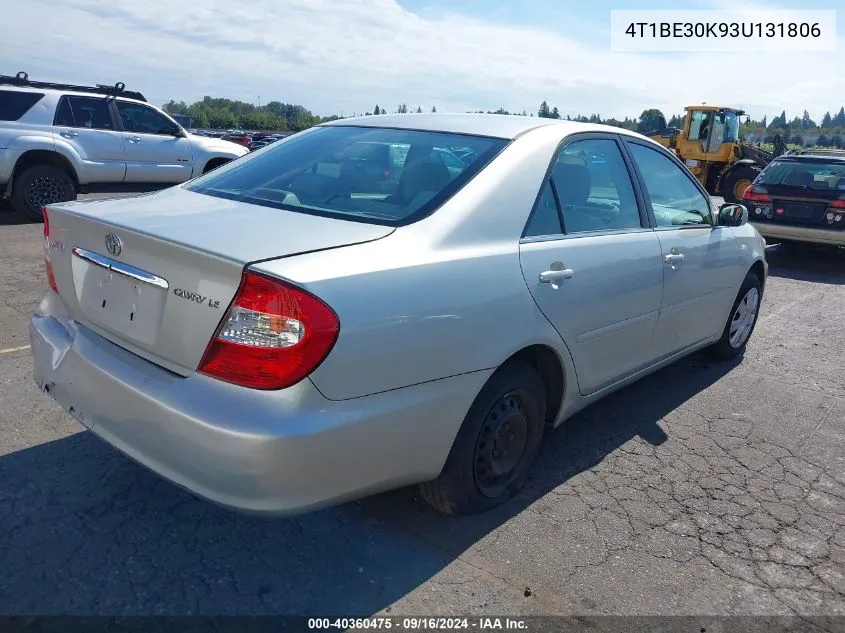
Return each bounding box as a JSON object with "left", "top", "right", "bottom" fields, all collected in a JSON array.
[{"left": 162, "top": 96, "right": 845, "bottom": 148}]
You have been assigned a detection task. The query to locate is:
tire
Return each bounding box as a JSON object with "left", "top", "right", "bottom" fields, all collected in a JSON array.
[
  {"left": 705, "top": 271, "right": 763, "bottom": 361},
  {"left": 418, "top": 360, "right": 546, "bottom": 515},
  {"left": 10, "top": 164, "right": 76, "bottom": 222},
  {"left": 722, "top": 164, "right": 761, "bottom": 204}
]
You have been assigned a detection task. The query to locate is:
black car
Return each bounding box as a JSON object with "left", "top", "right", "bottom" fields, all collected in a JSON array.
[{"left": 743, "top": 149, "right": 845, "bottom": 247}]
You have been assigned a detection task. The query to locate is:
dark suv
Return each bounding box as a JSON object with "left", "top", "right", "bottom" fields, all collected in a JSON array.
[{"left": 743, "top": 149, "right": 845, "bottom": 247}]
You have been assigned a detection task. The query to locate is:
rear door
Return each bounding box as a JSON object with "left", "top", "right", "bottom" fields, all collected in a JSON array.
[
  {"left": 52, "top": 95, "right": 126, "bottom": 183},
  {"left": 518, "top": 134, "right": 664, "bottom": 395},
  {"left": 623, "top": 139, "right": 740, "bottom": 358},
  {"left": 113, "top": 100, "right": 194, "bottom": 184}
]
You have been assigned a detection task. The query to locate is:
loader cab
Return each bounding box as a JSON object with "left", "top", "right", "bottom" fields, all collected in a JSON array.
[{"left": 686, "top": 107, "right": 742, "bottom": 154}]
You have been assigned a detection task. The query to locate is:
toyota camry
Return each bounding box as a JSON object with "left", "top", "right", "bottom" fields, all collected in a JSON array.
[{"left": 31, "top": 114, "right": 767, "bottom": 515}]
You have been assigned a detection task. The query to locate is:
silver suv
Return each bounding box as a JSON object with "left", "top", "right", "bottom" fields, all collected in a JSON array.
[{"left": 0, "top": 72, "right": 249, "bottom": 221}]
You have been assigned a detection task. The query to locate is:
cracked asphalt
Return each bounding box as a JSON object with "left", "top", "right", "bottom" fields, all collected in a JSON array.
[{"left": 0, "top": 198, "right": 843, "bottom": 618}]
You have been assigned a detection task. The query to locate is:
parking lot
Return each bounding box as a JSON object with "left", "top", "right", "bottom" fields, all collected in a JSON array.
[{"left": 0, "top": 196, "right": 844, "bottom": 618}]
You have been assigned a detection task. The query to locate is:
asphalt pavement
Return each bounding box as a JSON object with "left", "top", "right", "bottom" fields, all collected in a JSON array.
[{"left": 0, "top": 195, "right": 843, "bottom": 618}]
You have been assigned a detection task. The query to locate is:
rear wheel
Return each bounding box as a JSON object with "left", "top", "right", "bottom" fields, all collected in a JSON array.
[
  {"left": 10, "top": 165, "right": 76, "bottom": 222},
  {"left": 722, "top": 165, "right": 761, "bottom": 204},
  {"left": 418, "top": 360, "right": 546, "bottom": 515},
  {"left": 705, "top": 271, "right": 762, "bottom": 360}
]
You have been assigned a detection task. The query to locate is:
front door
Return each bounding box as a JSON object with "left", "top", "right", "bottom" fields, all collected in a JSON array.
[
  {"left": 519, "top": 136, "right": 665, "bottom": 395},
  {"left": 624, "top": 140, "right": 740, "bottom": 358},
  {"left": 114, "top": 100, "right": 193, "bottom": 184},
  {"left": 51, "top": 95, "right": 126, "bottom": 183}
]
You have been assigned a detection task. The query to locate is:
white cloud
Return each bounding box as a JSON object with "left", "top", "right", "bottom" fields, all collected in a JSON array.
[{"left": 2, "top": 0, "right": 842, "bottom": 122}]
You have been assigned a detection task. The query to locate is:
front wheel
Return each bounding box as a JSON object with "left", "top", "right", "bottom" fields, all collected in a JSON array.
[
  {"left": 418, "top": 360, "right": 546, "bottom": 515},
  {"left": 10, "top": 165, "right": 76, "bottom": 222},
  {"left": 705, "top": 271, "right": 763, "bottom": 360},
  {"left": 722, "top": 165, "right": 761, "bottom": 204}
]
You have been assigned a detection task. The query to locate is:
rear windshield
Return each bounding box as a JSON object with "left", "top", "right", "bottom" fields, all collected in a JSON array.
[
  {"left": 185, "top": 125, "right": 508, "bottom": 225},
  {"left": 758, "top": 159, "right": 845, "bottom": 192},
  {"left": 0, "top": 90, "right": 44, "bottom": 121}
]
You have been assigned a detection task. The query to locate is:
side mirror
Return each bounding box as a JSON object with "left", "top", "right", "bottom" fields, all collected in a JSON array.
[{"left": 718, "top": 203, "right": 749, "bottom": 227}]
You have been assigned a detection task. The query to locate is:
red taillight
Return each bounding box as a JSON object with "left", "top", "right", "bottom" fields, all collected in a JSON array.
[
  {"left": 743, "top": 186, "right": 770, "bottom": 203},
  {"left": 198, "top": 271, "right": 340, "bottom": 390},
  {"left": 42, "top": 207, "right": 58, "bottom": 293},
  {"left": 830, "top": 199, "right": 845, "bottom": 209}
]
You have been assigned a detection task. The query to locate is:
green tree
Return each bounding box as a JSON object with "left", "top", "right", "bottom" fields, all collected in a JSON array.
[
  {"left": 374, "top": 105, "right": 381, "bottom": 115},
  {"left": 821, "top": 111, "right": 832, "bottom": 128},
  {"left": 551, "top": 107, "right": 561, "bottom": 119},
  {"left": 538, "top": 101, "right": 550, "bottom": 118},
  {"left": 415, "top": 105, "right": 422, "bottom": 113},
  {"left": 431, "top": 105, "right": 437, "bottom": 113},
  {"left": 817, "top": 134, "right": 830, "bottom": 147},
  {"left": 397, "top": 103, "right": 408, "bottom": 114},
  {"left": 834, "top": 107, "right": 845, "bottom": 127}
]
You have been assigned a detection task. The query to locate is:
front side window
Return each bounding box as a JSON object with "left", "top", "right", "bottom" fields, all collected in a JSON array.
[
  {"left": 627, "top": 142, "right": 711, "bottom": 227},
  {"left": 53, "top": 96, "right": 114, "bottom": 130},
  {"left": 552, "top": 138, "right": 642, "bottom": 233},
  {"left": 116, "top": 101, "right": 180, "bottom": 135},
  {"left": 186, "top": 126, "right": 507, "bottom": 225}
]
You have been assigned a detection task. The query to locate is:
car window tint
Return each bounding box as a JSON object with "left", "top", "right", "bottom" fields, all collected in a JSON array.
[
  {"left": 552, "top": 139, "right": 641, "bottom": 234},
  {"left": 0, "top": 90, "right": 44, "bottom": 121},
  {"left": 53, "top": 96, "right": 75, "bottom": 126},
  {"left": 758, "top": 159, "right": 845, "bottom": 191},
  {"left": 627, "top": 143, "right": 711, "bottom": 227},
  {"left": 186, "top": 126, "right": 507, "bottom": 226},
  {"left": 63, "top": 96, "right": 113, "bottom": 130},
  {"left": 116, "top": 101, "right": 178, "bottom": 135},
  {"left": 524, "top": 180, "right": 562, "bottom": 237}
]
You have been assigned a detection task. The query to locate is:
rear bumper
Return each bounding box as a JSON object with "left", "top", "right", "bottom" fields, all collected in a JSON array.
[
  {"left": 30, "top": 291, "right": 490, "bottom": 515},
  {"left": 752, "top": 222, "right": 845, "bottom": 246}
]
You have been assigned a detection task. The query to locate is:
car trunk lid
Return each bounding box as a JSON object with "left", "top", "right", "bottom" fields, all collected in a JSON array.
[{"left": 44, "top": 186, "right": 393, "bottom": 375}]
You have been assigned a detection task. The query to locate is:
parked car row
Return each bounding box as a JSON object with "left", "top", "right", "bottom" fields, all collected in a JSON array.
[{"left": 189, "top": 129, "right": 289, "bottom": 151}]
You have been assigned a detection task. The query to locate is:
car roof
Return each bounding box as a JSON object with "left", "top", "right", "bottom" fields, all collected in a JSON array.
[
  {"left": 774, "top": 152, "right": 845, "bottom": 163},
  {"left": 319, "top": 112, "right": 649, "bottom": 141},
  {"left": 0, "top": 84, "right": 150, "bottom": 105}
]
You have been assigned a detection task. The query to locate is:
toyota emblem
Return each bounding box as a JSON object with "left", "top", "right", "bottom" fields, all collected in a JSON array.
[{"left": 105, "top": 233, "right": 122, "bottom": 256}]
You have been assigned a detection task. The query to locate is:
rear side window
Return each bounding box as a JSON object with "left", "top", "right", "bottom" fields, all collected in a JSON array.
[
  {"left": 554, "top": 138, "right": 642, "bottom": 233},
  {"left": 758, "top": 160, "right": 845, "bottom": 191},
  {"left": 52, "top": 96, "right": 114, "bottom": 130},
  {"left": 186, "top": 125, "right": 508, "bottom": 226},
  {"left": 0, "top": 90, "right": 44, "bottom": 121}
]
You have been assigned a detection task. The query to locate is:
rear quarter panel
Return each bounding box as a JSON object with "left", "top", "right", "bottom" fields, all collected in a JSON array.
[{"left": 254, "top": 127, "right": 576, "bottom": 401}]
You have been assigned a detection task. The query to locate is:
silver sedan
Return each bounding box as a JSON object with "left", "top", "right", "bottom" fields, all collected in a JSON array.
[{"left": 31, "top": 114, "right": 767, "bottom": 515}]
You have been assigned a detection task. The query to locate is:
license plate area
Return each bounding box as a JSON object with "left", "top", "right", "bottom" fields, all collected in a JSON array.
[
  {"left": 773, "top": 201, "right": 825, "bottom": 222},
  {"left": 71, "top": 248, "right": 168, "bottom": 346}
]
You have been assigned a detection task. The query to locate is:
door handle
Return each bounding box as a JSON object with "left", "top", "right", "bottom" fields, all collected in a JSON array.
[
  {"left": 127, "top": 136, "right": 142, "bottom": 144},
  {"left": 664, "top": 253, "right": 685, "bottom": 264},
  {"left": 59, "top": 131, "right": 78, "bottom": 139},
  {"left": 539, "top": 268, "right": 575, "bottom": 283}
]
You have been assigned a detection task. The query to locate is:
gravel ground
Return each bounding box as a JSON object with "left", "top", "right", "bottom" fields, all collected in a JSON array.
[{"left": 0, "top": 195, "right": 843, "bottom": 619}]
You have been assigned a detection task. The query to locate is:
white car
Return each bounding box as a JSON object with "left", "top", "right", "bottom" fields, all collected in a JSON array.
[
  {"left": 32, "top": 114, "right": 767, "bottom": 516},
  {"left": 0, "top": 72, "right": 249, "bottom": 221}
]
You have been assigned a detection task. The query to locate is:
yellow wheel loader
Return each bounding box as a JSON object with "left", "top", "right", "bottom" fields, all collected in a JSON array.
[{"left": 647, "top": 106, "right": 774, "bottom": 203}]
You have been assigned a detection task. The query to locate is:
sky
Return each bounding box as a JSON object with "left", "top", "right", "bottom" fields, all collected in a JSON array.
[{"left": 1, "top": 0, "right": 843, "bottom": 123}]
